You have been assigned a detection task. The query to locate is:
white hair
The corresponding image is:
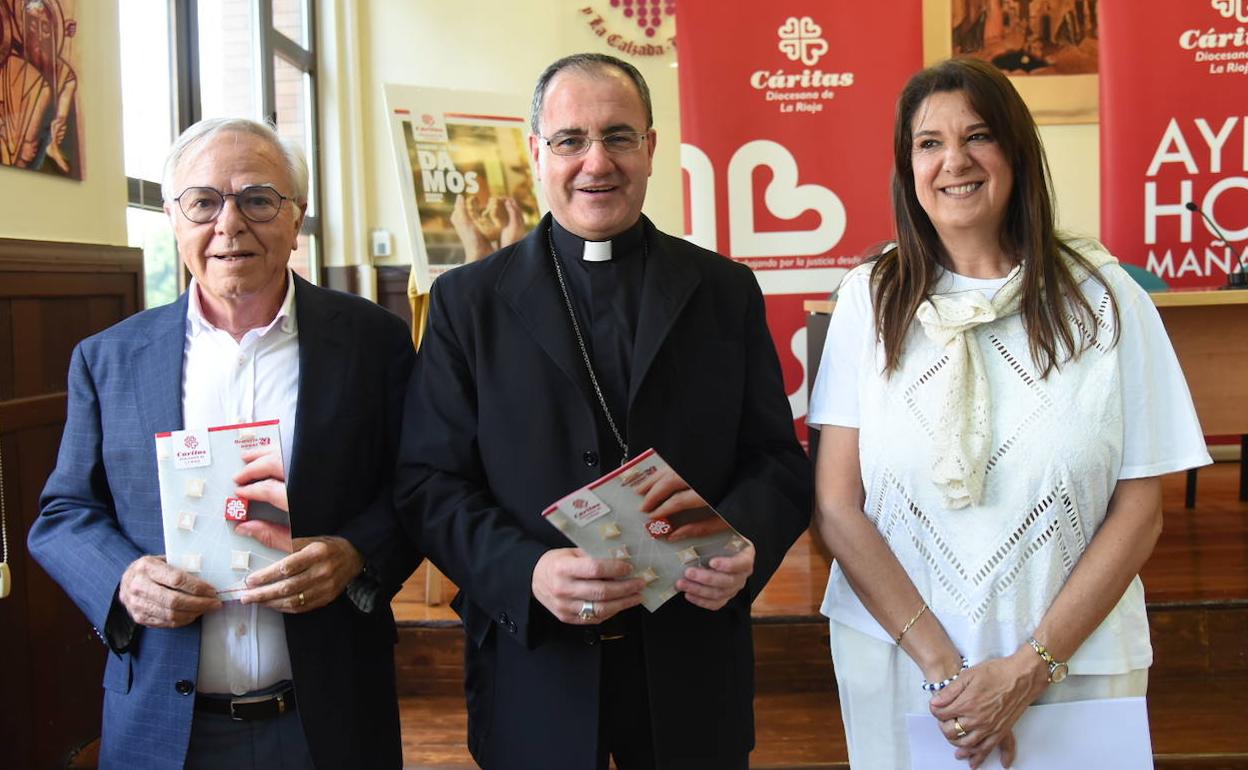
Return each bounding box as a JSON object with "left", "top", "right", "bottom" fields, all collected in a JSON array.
[{"left": 161, "top": 117, "right": 309, "bottom": 204}]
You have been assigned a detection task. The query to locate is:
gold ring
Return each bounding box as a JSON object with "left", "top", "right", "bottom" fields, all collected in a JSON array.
[
  {"left": 954, "top": 718, "right": 967, "bottom": 738},
  {"left": 297, "top": 591, "right": 306, "bottom": 607}
]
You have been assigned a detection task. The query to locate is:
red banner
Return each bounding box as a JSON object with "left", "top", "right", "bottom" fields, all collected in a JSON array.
[
  {"left": 1100, "top": 1, "right": 1248, "bottom": 289},
  {"left": 675, "top": 2, "right": 923, "bottom": 441}
]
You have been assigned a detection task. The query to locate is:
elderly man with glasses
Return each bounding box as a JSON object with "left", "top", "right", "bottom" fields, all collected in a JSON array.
[
  {"left": 397, "top": 53, "right": 810, "bottom": 770},
  {"left": 29, "top": 117, "right": 420, "bottom": 770}
]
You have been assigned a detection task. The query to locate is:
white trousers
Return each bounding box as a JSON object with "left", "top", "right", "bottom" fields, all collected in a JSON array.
[{"left": 828, "top": 620, "right": 1149, "bottom": 770}]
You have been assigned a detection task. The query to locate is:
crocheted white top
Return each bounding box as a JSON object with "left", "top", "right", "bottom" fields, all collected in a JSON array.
[{"left": 808, "top": 247, "right": 1211, "bottom": 674}]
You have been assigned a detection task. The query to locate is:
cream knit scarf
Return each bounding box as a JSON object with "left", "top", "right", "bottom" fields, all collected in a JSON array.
[{"left": 914, "top": 240, "right": 1116, "bottom": 509}]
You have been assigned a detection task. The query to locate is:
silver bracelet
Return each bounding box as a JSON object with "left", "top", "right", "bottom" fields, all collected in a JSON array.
[{"left": 921, "top": 657, "right": 969, "bottom": 693}]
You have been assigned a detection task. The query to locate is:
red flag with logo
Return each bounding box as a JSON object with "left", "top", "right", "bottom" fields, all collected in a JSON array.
[
  {"left": 675, "top": 2, "right": 923, "bottom": 442},
  {"left": 1100, "top": 1, "right": 1248, "bottom": 289}
]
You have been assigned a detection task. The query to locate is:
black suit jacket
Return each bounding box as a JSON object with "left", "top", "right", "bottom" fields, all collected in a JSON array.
[
  {"left": 397, "top": 216, "right": 810, "bottom": 769},
  {"left": 29, "top": 276, "right": 420, "bottom": 769}
]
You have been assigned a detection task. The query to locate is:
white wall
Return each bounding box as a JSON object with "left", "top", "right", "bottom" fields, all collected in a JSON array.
[
  {"left": 0, "top": 0, "right": 127, "bottom": 246},
  {"left": 1042, "top": 123, "right": 1100, "bottom": 239}
]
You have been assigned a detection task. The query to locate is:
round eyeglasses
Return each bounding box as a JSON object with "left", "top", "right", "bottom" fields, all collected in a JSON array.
[
  {"left": 542, "top": 131, "right": 648, "bottom": 157},
  {"left": 173, "top": 185, "right": 291, "bottom": 224}
]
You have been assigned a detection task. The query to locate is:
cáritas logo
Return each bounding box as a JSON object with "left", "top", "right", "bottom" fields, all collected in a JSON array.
[
  {"left": 777, "top": 17, "right": 828, "bottom": 66},
  {"left": 1212, "top": 0, "right": 1248, "bottom": 23},
  {"left": 750, "top": 15, "right": 854, "bottom": 98},
  {"left": 1180, "top": 1, "right": 1248, "bottom": 51}
]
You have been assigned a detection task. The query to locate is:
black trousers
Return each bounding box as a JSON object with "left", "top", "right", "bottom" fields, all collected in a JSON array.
[
  {"left": 595, "top": 617, "right": 748, "bottom": 770},
  {"left": 597, "top": 625, "right": 656, "bottom": 770}
]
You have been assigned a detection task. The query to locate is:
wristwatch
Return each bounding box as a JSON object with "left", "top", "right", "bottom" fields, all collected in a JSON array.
[{"left": 1027, "top": 637, "right": 1069, "bottom": 683}]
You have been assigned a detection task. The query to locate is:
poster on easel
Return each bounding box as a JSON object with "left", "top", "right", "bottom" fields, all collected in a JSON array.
[{"left": 384, "top": 85, "right": 545, "bottom": 293}]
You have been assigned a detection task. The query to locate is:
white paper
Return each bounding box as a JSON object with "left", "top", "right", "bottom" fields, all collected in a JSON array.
[{"left": 906, "top": 696, "right": 1153, "bottom": 770}]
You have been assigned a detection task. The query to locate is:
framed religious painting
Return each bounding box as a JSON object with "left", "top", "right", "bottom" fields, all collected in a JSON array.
[
  {"left": 0, "top": 0, "right": 83, "bottom": 179},
  {"left": 924, "top": 0, "right": 1099, "bottom": 124}
]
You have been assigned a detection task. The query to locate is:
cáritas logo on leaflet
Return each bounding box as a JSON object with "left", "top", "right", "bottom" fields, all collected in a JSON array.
[
  {"left": 777, "top": 17, "right": 828, "bottom": 66},
  {"left": 557, "top": 489, "right": 611, "bottom": 527},
  {"left": 172, "top": 429, "right": 212, "bottom": 469}
]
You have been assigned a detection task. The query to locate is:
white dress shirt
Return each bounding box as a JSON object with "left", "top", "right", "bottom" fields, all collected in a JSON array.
[{"left": 182, "top": 273, "right": 300, "bottom": 695}]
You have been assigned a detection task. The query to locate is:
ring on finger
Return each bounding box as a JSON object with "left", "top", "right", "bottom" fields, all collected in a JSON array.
[
  {"left": 577, "top": 600, "right": 597, "bottom": 622},
  {"left": 953, "top": 718, "right": 968, "bottom": 738},
  {"left": 297, "top": 591, "right": 306, "bottom": 607}
]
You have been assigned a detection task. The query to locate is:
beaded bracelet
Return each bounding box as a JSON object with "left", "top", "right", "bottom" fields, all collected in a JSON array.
[{"left": 921, "top": 657, "right": 969, "bottom": 693}]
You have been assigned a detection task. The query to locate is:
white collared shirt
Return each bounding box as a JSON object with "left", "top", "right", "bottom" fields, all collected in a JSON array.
[{"left": 182, "top": 272, "right": 299, "bottom": 695}]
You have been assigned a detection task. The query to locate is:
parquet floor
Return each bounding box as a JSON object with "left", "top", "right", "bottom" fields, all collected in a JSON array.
[{"left": 396, "top": 463, "right": 1248, "bottom": 769}]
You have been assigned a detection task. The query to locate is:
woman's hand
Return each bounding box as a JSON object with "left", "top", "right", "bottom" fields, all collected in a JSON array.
[{"left": 928, "top": 648, "right": 1049, "bottom": 768}]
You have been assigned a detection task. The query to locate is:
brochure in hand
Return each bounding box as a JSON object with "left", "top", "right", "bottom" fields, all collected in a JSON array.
[
  {"left": 542, "top": 448, "right": 749, "bottom": 611},
  {"left": 155, "top": 420, "right": 289, "bottom": 598}
]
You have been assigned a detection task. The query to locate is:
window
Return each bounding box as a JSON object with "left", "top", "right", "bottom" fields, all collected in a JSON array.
[{"left": 120, "top": 0, "right": 321, "bottom": 307}]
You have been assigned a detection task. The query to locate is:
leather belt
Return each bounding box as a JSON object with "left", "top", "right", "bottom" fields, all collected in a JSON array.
[{"left": 195, "top": 685, "right": 297, "bottom": 721}]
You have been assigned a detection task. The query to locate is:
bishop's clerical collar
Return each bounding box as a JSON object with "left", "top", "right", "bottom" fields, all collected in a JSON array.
[{"left": 551, "top": 217, "right": 646, "bottom": 264}]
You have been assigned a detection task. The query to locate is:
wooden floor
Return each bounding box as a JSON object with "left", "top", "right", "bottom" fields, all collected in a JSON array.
[{"left": 396, "top": 463, "right": 1248, "bottom": 769}]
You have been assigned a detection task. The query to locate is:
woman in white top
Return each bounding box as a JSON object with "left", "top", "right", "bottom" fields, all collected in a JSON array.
[{"left": 808, "top": 58, "right": 1210, "bottom": 769}]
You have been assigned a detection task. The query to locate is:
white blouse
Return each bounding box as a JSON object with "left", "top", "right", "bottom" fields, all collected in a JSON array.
[{"left": 808, "top": 249, "right": 1211, "bottom": 674}]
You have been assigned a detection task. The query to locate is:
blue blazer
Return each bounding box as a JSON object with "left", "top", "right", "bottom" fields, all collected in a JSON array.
[{"left": 29, "top": 276, "right": 419, "bottom": 769}]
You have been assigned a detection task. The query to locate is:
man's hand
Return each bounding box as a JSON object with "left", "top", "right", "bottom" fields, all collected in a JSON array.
[
  {"left": 240, "top": 535, "right": 364, "bottom": 613},
  {"left": 119, "top": 555, "right": 222, "bottom": 628},
  {"left": 231, "top": 443, "right": 363, "bottom": 612},
  {"left": 677, "top": 544, "right": 754, "bottom": 611},
  {"left": 634, "top": 466, "right": 753, "bottom": 608},
  {"left": 532, "top": 548, "right": 645, "bottom": 624}
]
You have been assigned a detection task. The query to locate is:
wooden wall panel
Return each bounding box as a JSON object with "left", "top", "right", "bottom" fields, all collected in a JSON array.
[{"left": 0, "top": 238, "right": 143, "bottom": 769}]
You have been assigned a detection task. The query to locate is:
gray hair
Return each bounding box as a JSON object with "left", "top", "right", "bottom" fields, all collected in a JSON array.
[
  {"left": 161, "top": 117, "right": 309, "bottom": 205},
  {"left": 529, "top": 53, "right": 653, "bottom": 135}
]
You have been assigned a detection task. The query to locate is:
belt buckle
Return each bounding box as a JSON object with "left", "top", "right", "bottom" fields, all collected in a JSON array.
[{"left": 227, "top": 691, "right": 287, "bottom": 721}]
